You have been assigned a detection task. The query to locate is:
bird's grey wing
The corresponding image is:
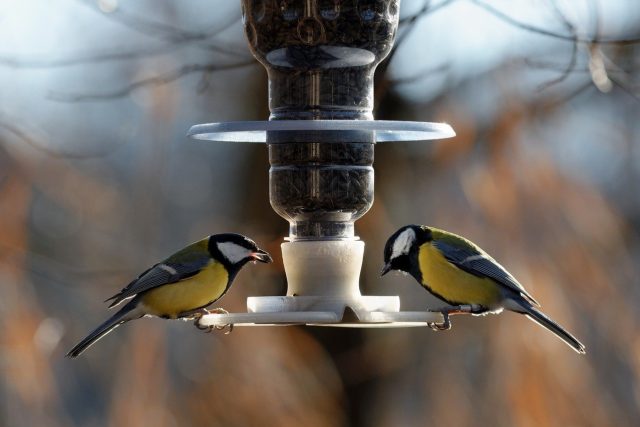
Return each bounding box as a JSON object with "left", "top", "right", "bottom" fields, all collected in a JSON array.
[
  {"left": 432, "top": 240, "right": 540, "bottom": 306},
  {"left": 105, "top": 258, "right": 210, "bottom": 308}
]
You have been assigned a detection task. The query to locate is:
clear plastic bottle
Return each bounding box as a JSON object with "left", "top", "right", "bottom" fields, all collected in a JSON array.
[{"left": 241, "top": 0, "right": 399, "bottom": 240}]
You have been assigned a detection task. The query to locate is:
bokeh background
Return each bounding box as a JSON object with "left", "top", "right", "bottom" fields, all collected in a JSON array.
[{"left": 1, "top": 0, "right": 639, "bottom": 426}]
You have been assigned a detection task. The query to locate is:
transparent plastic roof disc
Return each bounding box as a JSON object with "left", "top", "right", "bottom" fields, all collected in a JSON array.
[{"left": 188, "top": 120, "right": 455, "bottom": 143}]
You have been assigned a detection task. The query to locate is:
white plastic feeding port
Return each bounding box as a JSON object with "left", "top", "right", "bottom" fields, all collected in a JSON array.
[{"left": 196, "top": 239, "right": 444, "bottom": 328}]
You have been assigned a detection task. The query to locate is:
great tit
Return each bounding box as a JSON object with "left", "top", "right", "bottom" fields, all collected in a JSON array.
[
  {"left": 381, "top": 225, "right": 585, "bottom": 354},
  {"left": 66, "top": 233, "right": 272, "bottom": 358}
]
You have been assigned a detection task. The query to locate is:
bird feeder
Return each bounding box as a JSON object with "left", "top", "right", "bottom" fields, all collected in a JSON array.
[{"left": 189, "top": 0, "right": 454, "bottom": 328}]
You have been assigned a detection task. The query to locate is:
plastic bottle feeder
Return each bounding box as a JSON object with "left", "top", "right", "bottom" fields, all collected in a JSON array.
[{"left": 189, "top": 0, "right": 455, "bottom": 328}]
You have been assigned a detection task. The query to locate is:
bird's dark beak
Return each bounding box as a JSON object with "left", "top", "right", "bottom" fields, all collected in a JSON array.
[
  {"left": 380, "top": 262, "right": 392, "bottom": 277},
  {"left": 252, "top": 248, "right": 273, "bottom": 263}
]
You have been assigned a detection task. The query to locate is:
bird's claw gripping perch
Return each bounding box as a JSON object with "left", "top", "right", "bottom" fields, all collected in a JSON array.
[
  {"left": 193, "top": 308, "right": 234, "bottom": 334},
  {"left": 428, "top": 304, "right": 484, "bottom": 331},
  {"left": 429, "top": 311, "right": 452, "bottom": 331}
]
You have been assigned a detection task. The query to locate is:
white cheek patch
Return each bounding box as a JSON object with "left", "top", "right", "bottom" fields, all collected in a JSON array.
[
  {"left": 391, "top": 228, "right": 416, "bottom": 259},
  {"left": 217, "top": 241, "right": 252, "bottom": 264}
]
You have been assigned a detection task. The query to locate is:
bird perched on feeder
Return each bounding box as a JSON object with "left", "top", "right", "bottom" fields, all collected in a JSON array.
[
  {"left": 381, "top": 225, "right": 585, "bottom": 354},
  {"left": 66, "top": 233, "right": 272, "bottom": 358}
]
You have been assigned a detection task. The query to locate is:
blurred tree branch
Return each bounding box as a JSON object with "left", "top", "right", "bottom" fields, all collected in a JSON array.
[
  {"left": 0, "top": 114, "right": 127, "bottom": 158},
  {"left": 376, "top": 0, "right": 639, "bottom": 106},
  {"left": 3, "top": 0, "right": 635, "bottom": 104},
  {"left": 393, "top": 0, "right": 458, "bottom": 62},
  {"left": 0, "top": 1, "right": 247, "bottom": 69},
  {"left": 399, "top": 0, "right": 458, "bottom": 25},
  {"left": 536, "top": 0, "right": 578, "bottom": 91},
  {"left": 0, "top": 240, "right": 128, "bottom": 283},
  {"left": 0, "top": 44, "right": 221, "bottom": 69},
  {"left": 76, "top": 0, "right": 246, "bottom": 57},
  {"left": 0, "top": 0, "right": 636, "bottom": 143},
  {"left": 387, "top": 63, "right": 450, "bottom": 85},
  {"left": 600, "top": 50, "right": 640, "bottom": 101},
  {"left": 48, "top": 60, "right": 256, "bottom": 102},
  {"left": 375, "top": 0, "right": 457, "bottom": 109},
  {"left": 470, "top": 0, "right": 640, "bottom": 45}
]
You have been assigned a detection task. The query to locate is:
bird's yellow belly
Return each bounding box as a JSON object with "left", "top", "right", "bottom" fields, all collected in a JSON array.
[
  {"left": 140, "top": 261, "right": 228, "bottom": 318},
  {"left": 419, "top": 244, "right": 501, "bottom": 306}
]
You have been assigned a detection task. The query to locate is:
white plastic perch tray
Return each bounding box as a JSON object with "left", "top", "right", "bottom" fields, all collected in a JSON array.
[
  {"left": 196, "top": 302, "right": 445, "bottom": 328},
  {"left": 195, "top": 240, "right": 445, "bottom": 328}
]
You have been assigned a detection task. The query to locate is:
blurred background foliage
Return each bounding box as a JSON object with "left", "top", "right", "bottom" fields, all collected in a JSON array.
[{"left": 0, "top": 0, "right": 639, "bottom": 426}]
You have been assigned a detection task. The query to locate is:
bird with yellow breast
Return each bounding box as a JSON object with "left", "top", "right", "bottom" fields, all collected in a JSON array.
[{"left": 382, "top": 225, "right": 585, "bottom": 354}]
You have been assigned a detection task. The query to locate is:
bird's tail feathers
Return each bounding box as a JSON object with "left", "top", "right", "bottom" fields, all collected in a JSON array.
[
  {"left": 507, "top": 298, "right": 586, "bottom": 354},
  {"left": 66, "top": 301, "right": 142, "bottom": 358}
]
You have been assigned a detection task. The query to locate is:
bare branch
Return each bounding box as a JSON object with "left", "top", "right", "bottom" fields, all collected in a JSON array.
[
  {"left": 48, "top": 60, "right": 256, "bottom": 102},
  {"left": 526, "top": 57, "right": 638, "bottom": 75},
  {"left": 77, "top": 0, "right": 246, "bottom": 57},
  {"left": 598, "top": 51, "right": 640, "bottom": 101},
  {"left": 399, "top": 0, "right": 457, "bottom": 25},
  {"left": 196, "top": 70, "right": 214, "bottom": 94},
  {"left": 0, "top": 241, "right": 130, "bottom": 287},
  {"left": 388, "top": 63, "right": 450, "bottom": 85},
  {"left": 0, "top": 2, "right": 248, "bottom": 69},
  {"left": 374, "top": 0, "right": 457, "bottom": 111},
  {"left": 528, "top": 80, "right": 594, "bottom": 117},
  {"left": 601, "top": 52, "right": 638, "bottom": 86},
  {"left": 525, "top": 59, "right": 585, "bottom": 72},
  {"left": 470, "top": 0, "right": 640, "bottom": 45},
  {"left": 388, "top": 0, "right": 457, "bottom": 75},
  {"left": 609, "top": 75, "right": 640, "bottom": 102},
  {"left": 537, "top": 1, "right": 579, "bottom": 91},
  {"left": 532, "top": 46, "right": 578, "bottom": 91},
  {"left": 0, "top": 44, "right": 184, "bottom": 69},
  {"left": 0, "top": 115, "right": 126, "bottom": 159}
]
